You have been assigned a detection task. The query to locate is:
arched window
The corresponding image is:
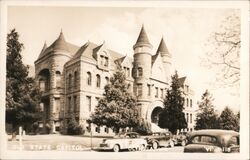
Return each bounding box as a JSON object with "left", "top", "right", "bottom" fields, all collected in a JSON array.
[
  {"left": 138, "top": 67, "right": 143, "bottom": 77},
  {"left": 190, "top": 99, "right": 192, "bottom": 107},
  {"left": 74, "top": 71, "right": 78, "bottom": 89},
  {"left": 87, "top": 72, "right": 92, "bottom": 86},
  {"left": 105, "top": 77, "right": 109, "bottom": 85},
  {"left": 186, "top": 113, "right": 189, "bottom": 123},
  {"left": 68, "top": 74, "right": 72, "bottom": 89},
  {"left": 56, "top": 71, "right": 61, "bottom": 88},
  {"left": 96, "top": 74, "right": 101, "bottom": 88},
  {"left": 186, "top": 98, "right": 189, "bottom": 107}
]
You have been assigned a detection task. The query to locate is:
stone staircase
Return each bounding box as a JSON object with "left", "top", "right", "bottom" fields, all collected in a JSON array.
[{"left": 151, "top": 123, "right": 167, "bottom": 132}]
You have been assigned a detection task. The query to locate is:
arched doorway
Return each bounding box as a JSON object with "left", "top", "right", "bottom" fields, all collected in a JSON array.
[{"left": 151, "top": 107, "right": 163, "bottom": 124}]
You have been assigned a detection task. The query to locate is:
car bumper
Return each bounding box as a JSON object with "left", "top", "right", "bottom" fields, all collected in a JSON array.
[{"left": 98, "top": 144, "right": 113, "bottom": 150}]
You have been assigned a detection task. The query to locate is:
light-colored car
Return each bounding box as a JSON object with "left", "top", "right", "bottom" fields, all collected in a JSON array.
[
  {"left": 184, "top": 129, "right": 239, "bottom": 153},
  {"left": 99, "top": 132, "right": 148, "bottom": 152}
]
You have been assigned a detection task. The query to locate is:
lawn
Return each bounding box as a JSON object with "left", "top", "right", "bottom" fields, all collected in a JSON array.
[{"left": 7, "top": 134, "right": 104, "bottom": 151}]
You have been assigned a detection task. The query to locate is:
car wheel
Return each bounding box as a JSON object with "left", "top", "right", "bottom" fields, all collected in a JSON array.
[
  {"left": 139, "top": 144, "right": 145, "bottom": 151},
  {"left": 181, "top": 140, "right": 186, "bottom": 146},
  {"left": 113, "top": 144, "right": 120, "bottom": 152},
  {"left": 152, "top": 142, "right": 158, "bottom": 150},
  {"left": 169, "top": 141, "right": 174, "bottom": 148}
]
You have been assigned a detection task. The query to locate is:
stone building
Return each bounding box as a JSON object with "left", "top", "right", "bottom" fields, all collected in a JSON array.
[{"left": 34, "top": 26, "right": 196, "bottom": 135}]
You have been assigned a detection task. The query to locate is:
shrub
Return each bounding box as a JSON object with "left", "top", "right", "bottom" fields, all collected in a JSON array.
[{"left": 67, "top": 116, "right": 84, "bottom": 135}]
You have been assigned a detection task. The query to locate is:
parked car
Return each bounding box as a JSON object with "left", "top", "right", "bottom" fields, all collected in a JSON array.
[
  {"left": 184, "top": 129, "right": 239, "bottom": 153},
  {"left": 99, "top": 132, "right": 148, "bottom": 152},
  {"left": 145, "top": 132, "right": 175, "bottom": 149},
  {"left": 174, "top": 131, "right": 189, "bottom": 146}
]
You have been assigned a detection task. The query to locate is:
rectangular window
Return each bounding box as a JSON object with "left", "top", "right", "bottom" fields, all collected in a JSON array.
[
  {"left": 147, "top": 84, "right": 151, "bottom": 96},
  {"left": 95, "top": 126, "right": 100, "bottom": 133},
  {"left": 190, "top": 114, "right": 192, "bottom": 124},
  {"left": 73, "top": 96, "right": 77, "bottom": 113},
  {"left": 186, "top": 113, "right": 189, "bottom": 123},
  {"left": 87, "top": 96, "right": 91, "bottom": 112},
  {"left": 155, "top": 87, "right": 158, "bottom": 98},
  {"left": 127, "top": 68, "right": 130, "bottom": 77},
  {"left": 39, "top": 80, "right": 45, "bottom": 92},
  {"left": 137, "top": 84, "right": 142, "bottom": 96},
  {"left": 96, "top": 97, "right": 100, "bottom": 107},
  {"left": 68, "top": 97, "right": 71, "bottom": 112},
  {"left": 160, "top": 88, "right": 163, "bottom": 98},
  {"left": 40, "top": 103, "right": 44, "bottom": 112},
  {"left": 190, "top": 99, "right": 192, "bottom": 107},
  {"left": 55, "top": 98, "right": 60, "bottom": 113},
  {"left": 104, "top": 127, "right": 109, "bottom": 133}
]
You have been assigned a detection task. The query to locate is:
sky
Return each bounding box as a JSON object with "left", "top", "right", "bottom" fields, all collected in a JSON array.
[{"left": 7, "top": 6, "right": 241, "bottom": 113}]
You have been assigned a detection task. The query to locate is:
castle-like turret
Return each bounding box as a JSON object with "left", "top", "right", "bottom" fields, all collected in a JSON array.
[
  {"left": 156, "top": 37, "right": 172, "bottom": 82},
  {"left": 133, "top": 25, "right": 152, "bottom": 100}
]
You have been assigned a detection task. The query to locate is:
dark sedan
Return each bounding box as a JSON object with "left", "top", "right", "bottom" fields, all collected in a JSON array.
[
  {"left": 184, "top": 129, "right": 239, "bottom": 153},
  {"left": 145, "top": 132, "right": 175, "bottom": 149}
]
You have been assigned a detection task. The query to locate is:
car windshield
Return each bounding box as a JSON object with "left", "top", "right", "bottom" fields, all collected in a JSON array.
[
  {"left": 191, "top": 135, "right": 217, "bottom": 145},
  {"left": 116, "top": 132, "right": 139, "bottom": 138},
  {"left": 227, "top": 136, "right": 239, "bottom": 146}
]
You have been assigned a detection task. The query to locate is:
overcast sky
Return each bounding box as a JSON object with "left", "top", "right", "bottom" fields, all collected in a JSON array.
[{"left": 7, "top": 6, "right": 241, "bottom": 112}]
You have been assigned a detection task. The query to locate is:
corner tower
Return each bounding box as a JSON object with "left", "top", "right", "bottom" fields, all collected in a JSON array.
[
  {"left": 132, "top": 25, "right": 153, "bottom": 120},
  {"left": 156, "top": 37, "right": 172, "bottom": 82}
]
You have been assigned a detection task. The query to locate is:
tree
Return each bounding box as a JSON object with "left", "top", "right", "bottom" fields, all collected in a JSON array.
[
  {"left": 158, "top": 71, "right": 187, "bottom": 134},
  {"left": 88, "top": 65, "right": 140, "bottom": 133},
  {"left": 6, "top": 29, "right": 42, "bottom": 135},
  {"left": 203, "top": 12, "right": 240, "bottom": 88},
  {"left": 219, "top": 107, "right": 239, "bottom": 131},
  {"left": 195, "top": 90, "right": 219, "bottom": 130}
]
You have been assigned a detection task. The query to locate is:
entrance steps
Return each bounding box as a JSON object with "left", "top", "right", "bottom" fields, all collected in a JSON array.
[{"left": 151, "top": 123, "right": 167, "bottom": 132}]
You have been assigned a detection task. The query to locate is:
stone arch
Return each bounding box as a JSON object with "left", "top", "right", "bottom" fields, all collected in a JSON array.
[
  {"left": 38, "top": 68, "right": 50, "bottom": 92},
  {"left": 146, "top": 100, "right": 164, "bottom": 123}
]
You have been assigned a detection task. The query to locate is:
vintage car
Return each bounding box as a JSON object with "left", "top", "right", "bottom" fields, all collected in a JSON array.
[
  {"left": 184, "top": 129, "right": 239, "bottom": 153},
  {"left": 99, "top": 132, "right": 148, "bottom": 152},
  {"left": 174, "top": 131, "right": 189, "bottom": 146},
  {"left": 145, "top": 132, "right": 175, "bottom": 149}
]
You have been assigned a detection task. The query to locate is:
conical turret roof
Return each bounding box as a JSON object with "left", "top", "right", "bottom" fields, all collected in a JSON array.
[
  {"left": 50, "top": 30, "right": 69, "bottom": 51},
  {"left": 156, "top": 37, "right": 171, "bottom": 56},
  {"left": 135, "top": 25, "right": 151, "bottom": 46},
  {"left": 37, "top": 41, "right": 48, "bottom": 59}
]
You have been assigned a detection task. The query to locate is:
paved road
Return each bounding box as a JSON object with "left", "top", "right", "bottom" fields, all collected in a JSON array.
[{"left": 7, "top": 134, "right": 184, "bottom": 152}]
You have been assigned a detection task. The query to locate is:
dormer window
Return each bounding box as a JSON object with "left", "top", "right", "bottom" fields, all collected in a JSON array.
[
  {"left": 123, "top": 66, "right": 130, "bottom": 77},
  {"left": 104, "top": 57, "right": 108, "bottom": 66},
  {"left": 99, "top": 55, "right": 109, "bottom": 67}
]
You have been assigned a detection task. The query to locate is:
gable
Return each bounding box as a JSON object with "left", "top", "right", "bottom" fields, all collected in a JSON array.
[{"left": 151, "top": 54, "right": 167, "bottom": 82}]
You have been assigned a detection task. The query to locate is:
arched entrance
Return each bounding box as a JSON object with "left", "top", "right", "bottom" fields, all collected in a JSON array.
[
  {"left": 146, "top": 101, "right": 164, "bottom": 123},
  {"left": 151, "top": 107, "right": 163, "bottom": 124}
]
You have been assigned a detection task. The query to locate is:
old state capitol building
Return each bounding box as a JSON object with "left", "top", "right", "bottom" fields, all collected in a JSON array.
[{"left": 35, "top": 26, "right": 196, "bottom": 135}]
